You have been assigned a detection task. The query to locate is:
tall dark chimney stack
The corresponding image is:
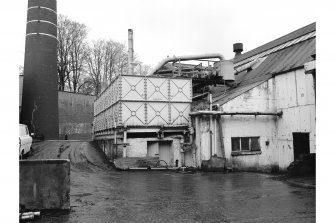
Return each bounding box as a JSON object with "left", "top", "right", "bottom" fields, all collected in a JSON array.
[
  {"left": 20, "top": 0, "right": 59, "bottom": 139},
  {"left": 233, "top": 43, "right": 243, "bottom": 58}
]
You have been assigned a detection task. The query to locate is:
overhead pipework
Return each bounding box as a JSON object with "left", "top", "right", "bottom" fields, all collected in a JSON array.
[
  {"left": 189, "top": 110, "right": 283, "bottom": 117},
  {"left": 149, "top": 53, "right": 226, "bottom": 76}
]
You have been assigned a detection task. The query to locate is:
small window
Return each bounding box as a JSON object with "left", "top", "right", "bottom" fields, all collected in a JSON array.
[
  {"left": 231, "top": 137, "right": 261, "bottom": 152},
  {"left": 232, "top": 138, "right": 240, "bottom": 151}
]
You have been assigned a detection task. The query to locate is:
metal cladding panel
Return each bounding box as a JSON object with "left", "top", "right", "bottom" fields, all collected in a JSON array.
[
  {"left": 146, "top": 78, "right": 169, "bottom": 101},
  {"left": 170, "top": 103, "right": 191, "bottom": 125},
  {"left": 120, "top": 102, "right": 146, "bottom": 126},
  {"left": 147, "top": 102, "right": 170, "bottom": 125},
  {"left": 94, "top": 77, "right": 120, "bottom": 116},
  {"left": 170, "top": 79, "right": 192, "bottom": 102},
  {"left": 121, "top": 76, "right": 145, "bottom": 101},
  {"left": 94, "top": 102, "right": 121, "bottom": 131}
]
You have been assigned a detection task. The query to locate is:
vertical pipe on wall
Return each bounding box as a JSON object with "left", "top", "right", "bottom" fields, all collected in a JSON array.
[
  {"left": 217, "top": 115, "right": 225, "bottom": 158},
  {"left": 114, "top": 130, "right": 117, "bottom": 159},
  {"left": 123, "top": 130, "right": 127, "bottom": 157},
  {"left": 209, "top": 94, "right": 213, "bottom": 157},
  {"left": 214, "top": 116, "right": 217, "bottom": 155}
]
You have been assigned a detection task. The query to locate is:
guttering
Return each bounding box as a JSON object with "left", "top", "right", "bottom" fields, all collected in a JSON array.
[
  {"left": 149, "top": 53, "right": 225, "bottom": 76},
  {"left": 192, "top": 92, "right": 209, "bottom": 100},
  {"left": 190, "top": 111, "right": 283, "bottom": 117}
]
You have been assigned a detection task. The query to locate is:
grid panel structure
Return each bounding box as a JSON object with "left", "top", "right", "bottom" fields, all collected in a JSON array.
[{"left": 93, "top": 75, "right": 192, "bottom": 133}]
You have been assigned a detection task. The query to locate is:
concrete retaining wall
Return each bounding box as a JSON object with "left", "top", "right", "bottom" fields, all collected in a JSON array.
[
  {"left": 20, "top": 159, "right": 70, "bottom": 210},
  {"left": 59, "top": 91, "right": 95, "bottom": 140}
]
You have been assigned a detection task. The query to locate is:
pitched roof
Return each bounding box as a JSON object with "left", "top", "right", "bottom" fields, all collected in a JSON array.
[
  {"left": 234, "top": 22, "right": 316, "bottom": 64},
  {"left": 213, "top": 25, "right": 316, "bottom": 106}
]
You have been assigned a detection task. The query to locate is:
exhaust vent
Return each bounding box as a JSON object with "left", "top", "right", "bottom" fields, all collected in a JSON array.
[{"left": 233, "top": 43, "right": 243, "bottom": 58}]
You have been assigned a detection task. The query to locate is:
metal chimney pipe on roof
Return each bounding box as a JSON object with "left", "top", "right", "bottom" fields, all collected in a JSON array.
[
  {"left": 128, "top": 29, "right": 134, "bottom": 75},
  {"left": 233, "top": 43, "right": 243, "bottom": 58}
]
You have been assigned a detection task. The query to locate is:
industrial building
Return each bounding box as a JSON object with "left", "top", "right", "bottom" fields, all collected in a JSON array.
[
  {"left": 191, "top": 22, "right": 316, "bottom": 172},
  {"left": 94, "top": 23, "right": 316, "bottom": 172}
]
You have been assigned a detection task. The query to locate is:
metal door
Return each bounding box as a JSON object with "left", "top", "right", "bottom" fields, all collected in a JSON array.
[
  {"left": 159, "top": 141, "right": 172, "bottom": 166},
  {"left": 147, "top": 141, "right": 159, "bottom": 157}
]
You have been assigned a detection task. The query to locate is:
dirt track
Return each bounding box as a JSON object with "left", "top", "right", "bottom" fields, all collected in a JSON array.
[{"left": 29, "top": 140, "right": 110, "bottom": 169}]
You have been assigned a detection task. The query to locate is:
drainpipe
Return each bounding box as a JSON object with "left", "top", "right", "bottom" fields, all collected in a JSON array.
[
  {"left": 123, "top": 130, "right": 127, "bottom": 157},
  {"left": 217, "top": 114, "right": 225, "bottom": 158},
  {"left": 128, "top": 29, "right": 134, "bottom": 75},
  {"left": 209, "top": 94, "right": 213, "bottom": 157},
  {"left": 214, "top": 115, "right": 217, "bottom": 155},
  {"left": 114, "top": 128, "right": 117, "bottom": 159}
]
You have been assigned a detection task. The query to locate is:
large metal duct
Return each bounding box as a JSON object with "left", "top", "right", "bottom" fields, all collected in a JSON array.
[
  {"left": 148, "top": 53, "right": 225, "bottom": 76},
  {"left": 20, "top": 0, "right": 59, "bottom": 139}
]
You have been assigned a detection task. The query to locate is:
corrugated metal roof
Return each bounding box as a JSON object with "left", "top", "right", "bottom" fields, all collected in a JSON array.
[
  {"left": 234, "top": 31, "right": 315, "bottom": 68},
  {"left": 234, "top": 22, "right": 316, "bottom": 64},
  {"left": 212, "top": 81, "right": 265, "bottom": 106},
  {"left": 213, "top": 37, "right": 315, "bottom": 105}
]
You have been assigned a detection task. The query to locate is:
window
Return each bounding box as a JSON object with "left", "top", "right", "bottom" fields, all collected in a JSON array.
[{"left": 231, "top": 137, "right": 260, "bottom": 152}]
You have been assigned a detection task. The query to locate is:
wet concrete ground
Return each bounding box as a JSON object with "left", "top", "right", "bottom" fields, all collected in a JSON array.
[
  {"left": 36, "top": 171, "right": 315, "bottom": 223},
  {"left": 28, "top": 141, "right": 315, "bottom": 223}
]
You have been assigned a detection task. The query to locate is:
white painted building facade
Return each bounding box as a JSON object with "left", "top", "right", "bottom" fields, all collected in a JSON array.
[
  {"left": 192, "top": 68, "right": 315, "bottom": 172},
  {"left": 191, "top": 23, "right": 316, "bottom": 172},
  {"left": 221, "top": 69, "right": 315, "bottom": 171}
]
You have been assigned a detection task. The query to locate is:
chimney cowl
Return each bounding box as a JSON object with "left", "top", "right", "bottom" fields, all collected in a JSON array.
[{"left": 233, "top": 43, "right": 243, "bottom": 53}]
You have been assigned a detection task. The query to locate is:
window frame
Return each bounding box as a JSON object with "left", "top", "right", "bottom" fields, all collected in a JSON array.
[{"left": 231, "top": 137, "right": 261, "bottom": 156}]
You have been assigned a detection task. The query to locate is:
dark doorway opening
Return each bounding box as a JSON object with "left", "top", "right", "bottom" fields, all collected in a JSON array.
[{"left": 293, "top": 133, "right": 310, "bottom": 160}]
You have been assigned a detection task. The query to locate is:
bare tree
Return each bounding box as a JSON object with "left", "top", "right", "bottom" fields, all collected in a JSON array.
[
  {"left": 85, "top": 39, "right": 130, "bottom": 95},
  {"left": 104, "top": 41, "right": 128, "bottom": 82},
  {"left": 57, "top": 14, "right": 88, "bottom": 92},
  {"left": 85, "top": 39, "right": 105, "bottom": 96},
  {"left": 57, "top": 14, "right": 151, "bottom": 96},
  {"left": 69, "top": 22, "right": 88, "bottom": 93},
  {"left": 133, "top": 62, "right": 152, "bottom": 76},
  {"left": 57, "top": 15, "right": 72, "bottom": 91}
]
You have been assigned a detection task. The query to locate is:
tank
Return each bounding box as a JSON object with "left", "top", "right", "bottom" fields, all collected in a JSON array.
[{"left": 93, "top": 75, "right": 192, "bottom": 135}]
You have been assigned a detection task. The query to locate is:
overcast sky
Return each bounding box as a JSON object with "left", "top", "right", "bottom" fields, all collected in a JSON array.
[{"left": 12, "top": 0, "right": 318, "bottom": 68}]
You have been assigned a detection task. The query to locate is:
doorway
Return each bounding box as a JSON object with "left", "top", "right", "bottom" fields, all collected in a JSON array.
[
  {"left": 147, "top": 141, "right": 172, "bottom": 166},
  {"left": 158, "top": 141, "right": 172, "bottom": 166},
  {"left": 293, "top": 133, "right": 310, "bottom": 160}
]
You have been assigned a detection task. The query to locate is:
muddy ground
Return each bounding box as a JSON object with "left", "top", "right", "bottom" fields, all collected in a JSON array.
[{"left": 26, "top": 140, "right": 315, "bottom": 223}]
